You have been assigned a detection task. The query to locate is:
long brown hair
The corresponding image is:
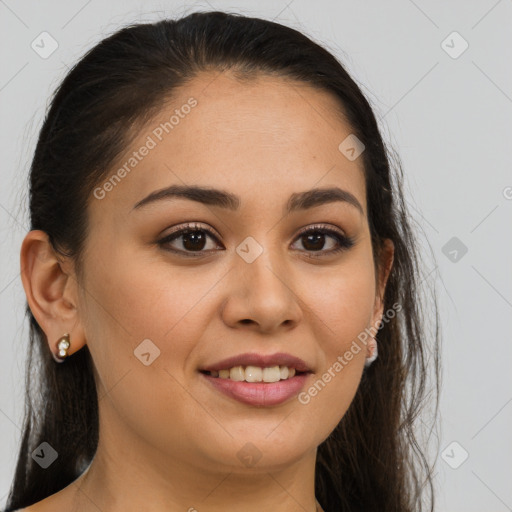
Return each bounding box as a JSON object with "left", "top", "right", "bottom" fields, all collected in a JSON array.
[{"left": 5, "top": 10, "right": 440, "bottom": 512}]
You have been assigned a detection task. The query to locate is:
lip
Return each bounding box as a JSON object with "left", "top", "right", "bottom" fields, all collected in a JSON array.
[
  {"left": 199, "top": 352, "right": 312, "bottom": 373},
  {"left": 201, "top": 372, "right": 310, "bottom": 406}
]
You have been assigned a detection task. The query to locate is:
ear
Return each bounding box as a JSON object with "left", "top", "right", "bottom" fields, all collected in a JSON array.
[
  {"left": 371, "top": 238, "right": 395, "bottom": 332},
  {"left": 19, "top": 230, "right": 87, "bottom": 359}
]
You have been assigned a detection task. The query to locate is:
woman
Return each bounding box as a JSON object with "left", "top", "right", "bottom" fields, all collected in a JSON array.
[{"left": 5, "top": 10, "right": 439, "bottom": 512}]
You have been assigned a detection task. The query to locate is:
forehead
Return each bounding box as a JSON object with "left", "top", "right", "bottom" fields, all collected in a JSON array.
[{"left": 91, "top": 71, "right": 367, "bottom": 219}]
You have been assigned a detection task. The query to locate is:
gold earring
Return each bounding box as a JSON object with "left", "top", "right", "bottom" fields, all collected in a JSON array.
[{"left": 53, "top": 333, "right": 71, "bottom": 363}]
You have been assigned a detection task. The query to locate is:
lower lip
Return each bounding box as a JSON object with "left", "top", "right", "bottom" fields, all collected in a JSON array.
[{"left": 200, "top": 372, "right": 310, "bottom": 406}]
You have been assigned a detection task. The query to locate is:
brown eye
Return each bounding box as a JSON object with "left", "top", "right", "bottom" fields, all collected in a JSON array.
[
  {"left": 291, "top": 225, "right": 355, "bottom": 257},
  {"left": 157, "top": 223, "right": 355, "bottom": 258},
  {"left": 157, "top": 223, "right": 222, "bottom": 257}
]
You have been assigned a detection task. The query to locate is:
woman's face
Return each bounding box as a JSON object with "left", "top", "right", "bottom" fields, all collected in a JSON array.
[{"left": 64, "top": 72, "right": 392, "bottom": 474}]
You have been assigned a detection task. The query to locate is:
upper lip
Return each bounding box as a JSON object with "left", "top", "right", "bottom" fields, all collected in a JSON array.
[{"left": 200, "top": 352, "right": 312, "bottom": 373}]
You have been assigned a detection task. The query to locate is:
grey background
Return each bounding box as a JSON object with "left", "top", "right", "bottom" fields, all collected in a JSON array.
[{"left": 1, "top": 1, "right": 511, "bottom": 511}]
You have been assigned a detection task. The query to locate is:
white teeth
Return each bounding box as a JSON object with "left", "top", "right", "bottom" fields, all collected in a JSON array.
[
  {"left": 245, "top": 366, "right": 262, "bottom": 382},
  {"left": 229, "top": 366, "right": 245, "bottom": 381},
  {"left": 207, "top": 365, "right": 300, "bottom": 382},
  {"left": 262, "top": 366, "right": 281, "bottom": 382}
]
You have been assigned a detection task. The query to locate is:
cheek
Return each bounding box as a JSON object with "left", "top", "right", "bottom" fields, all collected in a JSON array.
[
  {"left": 301, "top": 251, "right": 377, "bottom": 350},
  {"left": 296, "top": 275, "right": 374, "bottom": 440},
  {"left": 79, "top": 245, "right": 220, "bottom": 380},
  {"left": 293, "top": 248, "right": 375, "bottom": 426},
  {"left": 78, "top": 252, "right": 212, "bottom": 448},
  {"left": 77, "top": 253, "right": 257, "bottom": 469}
]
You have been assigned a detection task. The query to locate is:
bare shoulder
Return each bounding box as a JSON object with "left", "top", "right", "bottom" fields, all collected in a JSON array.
[
  {"left": 14, "top": 502, "right": 58, "bottom": 512},
  {"left": 15, "top": 499, "right": 66, "bottom": 512},
  {"left": 14, "top": 503, "right": 47, "bottom": 512},
  {"left": 13, "top": 491, "right": 70, "bottom": 512}
]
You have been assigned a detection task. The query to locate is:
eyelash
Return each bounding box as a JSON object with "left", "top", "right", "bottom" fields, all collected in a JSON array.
[{"left": 156, "top": 222, "right": 355, "bottom": 259}]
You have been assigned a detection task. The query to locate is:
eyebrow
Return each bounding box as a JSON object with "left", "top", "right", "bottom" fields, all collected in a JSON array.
[{"left": 131, "top": 184, "right": 364, "bottom": 215}]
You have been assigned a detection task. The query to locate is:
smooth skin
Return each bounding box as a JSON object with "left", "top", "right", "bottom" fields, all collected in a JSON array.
[{"left": 20, "top": 71, "right": 394, "bottom": 512}]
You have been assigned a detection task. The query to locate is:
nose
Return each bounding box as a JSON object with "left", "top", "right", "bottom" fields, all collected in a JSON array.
[{"left": 220, "top": 245, "right": 303, "bottom": 334}]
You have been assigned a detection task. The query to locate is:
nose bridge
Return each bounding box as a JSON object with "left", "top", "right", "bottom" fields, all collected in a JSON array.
[
  {"left": 235, "top": 232, "right": 288, "bottom": 292},
  {"left": 224, "top": 231, "right": 302, "bottom": 330}
]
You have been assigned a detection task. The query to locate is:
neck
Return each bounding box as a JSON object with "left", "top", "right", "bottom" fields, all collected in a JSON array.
[{"left": 69, "top": 404, "right": 320, "bottom": 512}]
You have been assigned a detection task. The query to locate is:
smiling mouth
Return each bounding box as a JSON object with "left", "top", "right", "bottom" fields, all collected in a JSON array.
[{"left": 200, "top": 365, "right": 308, "bottom": 383}]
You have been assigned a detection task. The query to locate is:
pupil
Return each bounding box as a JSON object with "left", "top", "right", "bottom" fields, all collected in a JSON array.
[
  {"left": 183, "top": 231, "right": 206, "bottom": 251},
  {"left": 303, "top": 233, "right": 324, "bottom": 251}
]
